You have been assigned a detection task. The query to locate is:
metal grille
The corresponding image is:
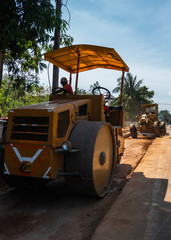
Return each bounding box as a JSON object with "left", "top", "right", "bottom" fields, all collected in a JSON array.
[
  {"left": 11, "top": 116, "right": 49, "bottom": 141},
  {"left": 79, "top": 104, "right": 87, "bottom": 116},
  {"left": 57, "top": 111, "right": 69, "bottom": 138}
]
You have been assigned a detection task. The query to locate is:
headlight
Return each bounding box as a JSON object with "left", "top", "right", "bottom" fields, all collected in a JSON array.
[{"left": 62, "top": 141, "right": 71, "bottom": 151}]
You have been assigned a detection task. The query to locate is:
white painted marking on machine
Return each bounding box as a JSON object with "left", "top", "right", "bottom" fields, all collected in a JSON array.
[
  {"left": 43, "top": 167, "right": 51, "bottom": 179},
  {"left": 4, "top": 163, "right": 9, "bottom": 175},
  {"left": 12, "top": 147, "right": 43, "bottom": 163}
]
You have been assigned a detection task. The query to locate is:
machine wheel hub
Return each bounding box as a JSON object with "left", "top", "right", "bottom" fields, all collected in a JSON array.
[{"left": 99, "top": 152, "right": 106, "bottom": 165}]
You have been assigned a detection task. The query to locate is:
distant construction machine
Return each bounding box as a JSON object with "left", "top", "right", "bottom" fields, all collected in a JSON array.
[{"left": 130, "top": 103, "right": 166, "bottom": 138}]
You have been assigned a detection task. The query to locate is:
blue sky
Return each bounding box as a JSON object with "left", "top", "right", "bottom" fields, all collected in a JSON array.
[{"left": 41, "top": 0, "right": 171, "bottom": 112}]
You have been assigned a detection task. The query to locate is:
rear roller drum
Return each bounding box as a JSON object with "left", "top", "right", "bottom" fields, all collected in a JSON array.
[
  {"left": 154, "top": 121, "right": 160, "bottom": 137},
  {"left": 160, "top": 122, "right": 166, "bottom": 135},
  {"left": 65, "top": 121, "right": 116, "bottom": 198},
  {"left": 130, "top": 124, "right": 137, "bottom": 138}
]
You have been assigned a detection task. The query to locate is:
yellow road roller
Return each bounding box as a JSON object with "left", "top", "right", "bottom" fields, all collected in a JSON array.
[{"left": 2, "top": 44, "right": 129, "bottom": 197}]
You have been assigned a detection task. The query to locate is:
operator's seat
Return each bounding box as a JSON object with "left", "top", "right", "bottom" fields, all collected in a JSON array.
[{"left": 106, "top": 105, "right": 124, "bottom": 127}]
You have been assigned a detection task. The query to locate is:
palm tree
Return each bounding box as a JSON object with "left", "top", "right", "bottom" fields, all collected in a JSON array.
[{"left": 111, "top": 73, "right": 154, "bottom": 120}]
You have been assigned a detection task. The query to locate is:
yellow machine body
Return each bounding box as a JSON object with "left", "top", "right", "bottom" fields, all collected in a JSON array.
[
  {"left": 4, "top": 95, "right": 124, "bottom": 179},
  {"left": 5, "top": 98, "right": 91, "bottom": 179}
]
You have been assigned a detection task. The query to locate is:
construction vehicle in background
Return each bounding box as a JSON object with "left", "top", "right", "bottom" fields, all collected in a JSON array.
[
  {"left": 0, "top": 44, "right": 129, "bottom": 197},
  {"left": 130, "top": 103, "right": 166, "bottom": 138}
]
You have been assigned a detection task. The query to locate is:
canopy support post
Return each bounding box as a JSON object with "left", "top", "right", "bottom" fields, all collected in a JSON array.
[
  {"left": 75, "top": 52, "right": 80, "bottom": 94},
  {"left": 69, "top": 72, "right": 72, "bottom": 85},
  {"left": 119, "top": 70, "right": 125, "bottom": 105}
]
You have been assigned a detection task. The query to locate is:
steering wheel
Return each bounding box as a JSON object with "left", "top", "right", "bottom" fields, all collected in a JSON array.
[
  {"left": 92, "top": 86, "right": 111, "bottom": 100},
  {"left": 52, "top": 87, "right": 64, "bottom": 95}
]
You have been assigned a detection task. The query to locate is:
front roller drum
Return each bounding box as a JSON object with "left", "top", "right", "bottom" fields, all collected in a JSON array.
[
  {"left": 130, "top": 124, "right": 137, "bottom": 138},
  {"left": 65, "top": 121, "right": 116, "bottom": 198}
]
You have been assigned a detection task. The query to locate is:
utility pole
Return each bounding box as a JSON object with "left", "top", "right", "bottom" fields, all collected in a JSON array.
[{"left": 52, "top": 0, "right": 61, "bottom": 89}]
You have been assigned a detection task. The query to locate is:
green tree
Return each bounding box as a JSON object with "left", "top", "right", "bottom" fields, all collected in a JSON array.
[
  {"left": 0, "top": 0, "right": 73, "bottom": 87},
  {"left": 159, "top": 110, "right": 171, "bottom": 123},
  {"left": 77, "top": 88, "right": 89, "bottom": 95},
  {"left": 0, "top": 74, "right": 49, "bottom": 117},
  {"left": 112, "top": 72, "right": 154, "bottom": 120}
]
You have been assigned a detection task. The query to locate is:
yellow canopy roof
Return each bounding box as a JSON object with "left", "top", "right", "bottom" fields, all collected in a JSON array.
[{"left": 44, "top": 44, "right": 129, "bottom": 73}]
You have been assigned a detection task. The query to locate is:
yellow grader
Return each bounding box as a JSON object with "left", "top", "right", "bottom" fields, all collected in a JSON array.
[
  {"left": 0, "top": 44, "right": 129, "bottom": 197},
  {"left": 130, "top": 103, "right": 166, "bottom": 138}
]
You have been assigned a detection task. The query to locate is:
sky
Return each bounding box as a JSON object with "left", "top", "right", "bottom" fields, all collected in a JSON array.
[{"left": 40, "top": 0, "right": 171, "bottom": 113}]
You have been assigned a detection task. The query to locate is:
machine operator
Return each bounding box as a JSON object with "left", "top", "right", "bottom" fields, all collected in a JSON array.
[{"left": 60, "top": 77, "right": 73, "bottom": 95}]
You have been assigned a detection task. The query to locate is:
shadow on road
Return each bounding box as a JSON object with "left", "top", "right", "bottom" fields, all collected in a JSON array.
[
  {"left": 91, "top": 171, "right": 171, "bottom": 240},
  {"left": 0, "top": 170, "right": 170, "bottom": 240}
]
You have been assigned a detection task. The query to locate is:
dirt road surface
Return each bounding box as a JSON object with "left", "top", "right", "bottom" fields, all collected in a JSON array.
[
  {"left": 0, "top": 135, "right": 153, "bottom": 240},
  {"left": 92, "top": 128, "right": 171, "bottom": 240}
]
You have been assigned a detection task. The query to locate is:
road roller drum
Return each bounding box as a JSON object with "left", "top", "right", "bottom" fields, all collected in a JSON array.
[{"left": 65, "top": 121, "right": 116, "bottom": 197}]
